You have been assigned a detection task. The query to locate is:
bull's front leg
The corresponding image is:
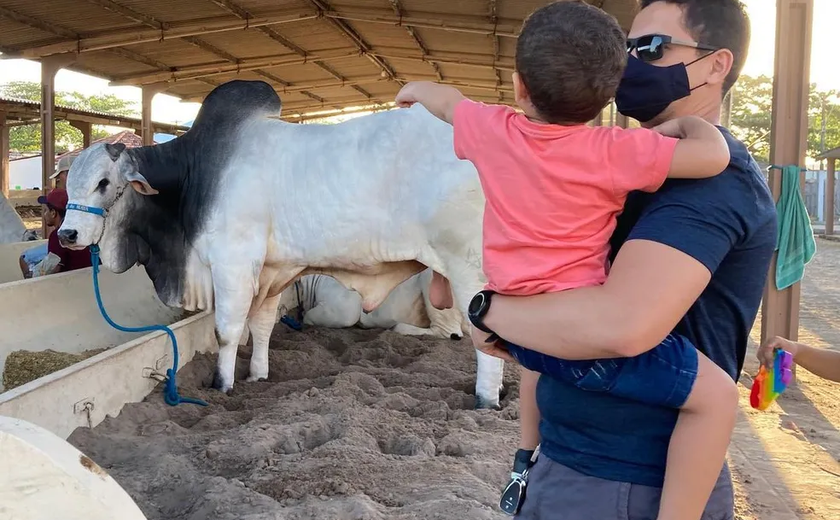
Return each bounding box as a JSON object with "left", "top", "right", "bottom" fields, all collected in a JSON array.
[{"left": 210, "top": 265, "right": 256, "bottom": 394}]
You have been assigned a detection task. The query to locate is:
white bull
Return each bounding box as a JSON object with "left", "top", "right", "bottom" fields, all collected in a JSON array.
[
  {"left": 57, "top": 80, "right": 503, "bottom": 408},
  {"left": 0, "top": 191, "right": 38, "bottom": 243},
  {"left": 277, "top": 269, "right": 466, "bottom": 339}
]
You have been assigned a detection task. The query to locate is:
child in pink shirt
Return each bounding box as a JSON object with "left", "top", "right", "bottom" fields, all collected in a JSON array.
[{"left": 394, "top": 2, "right": 738, "bottom": 520}]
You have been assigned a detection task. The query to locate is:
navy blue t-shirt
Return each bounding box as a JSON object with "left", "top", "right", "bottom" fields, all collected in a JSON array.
[{"left": 536, "top": 126, "right": 777, "bottom": 487}]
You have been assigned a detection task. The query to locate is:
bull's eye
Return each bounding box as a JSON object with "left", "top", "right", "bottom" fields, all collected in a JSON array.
[{"left": 97, "top": 178, "right": 110, "bottom": 192}]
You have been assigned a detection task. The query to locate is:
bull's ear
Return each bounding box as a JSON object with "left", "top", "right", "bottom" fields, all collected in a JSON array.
[
  {"left": 105, "top": 143, "right": 127, "bottom": 161},
  {"left": 124, "top": 169, "right": 159, "bottom": 195}
]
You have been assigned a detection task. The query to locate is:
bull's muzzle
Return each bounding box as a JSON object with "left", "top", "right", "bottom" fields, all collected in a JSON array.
[{"left": 57, "top": 228, "right": 78, "bottom": 247}]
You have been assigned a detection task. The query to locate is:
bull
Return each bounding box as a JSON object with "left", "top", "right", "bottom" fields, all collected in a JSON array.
[
  {"left": 57, "top": 80, "right": 503, "bottom": 408},
  {"left": 277, "top": 269, "right": 465, "bottom": 340}
]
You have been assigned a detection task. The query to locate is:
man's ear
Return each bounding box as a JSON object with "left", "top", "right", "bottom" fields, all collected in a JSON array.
[
  {"left": 124, "top": 169, "right": 159, "bottom": 195},
  {"left": 705, "top": 49, "right": 734, "bottom": 88}
]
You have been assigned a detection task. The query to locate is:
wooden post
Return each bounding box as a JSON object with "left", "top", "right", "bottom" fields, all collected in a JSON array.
[
  {"left": 69, "top": 121, "right": 92, "bottom": 148},
  {"left": 591, "top": 108, "right": 603, "bottom": 126},
  {"left": 760, "top": 0, "right": 814, "bottom": 346},
  {"left": 40, "top": 54, "right": 76, "bottom": 236},
  {"left": 615, "top": 113, "right": 629, "bottom": 129},
  {"left": 141, "top": 83, "right": 167, "bottom": 146},
  {"left": 0, "top": 112, "right": 8, "bottom": 198},
  {"left": 826, "top": 158, "right": 836, "bottom": 236}
]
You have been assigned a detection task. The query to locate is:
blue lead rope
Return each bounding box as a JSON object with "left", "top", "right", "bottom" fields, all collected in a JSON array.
[{"left": 89, "top": 244, "right": 207, "bottom": 407}]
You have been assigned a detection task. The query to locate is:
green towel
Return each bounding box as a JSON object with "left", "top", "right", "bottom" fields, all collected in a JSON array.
[{"left": 774, "top": 165, "right": 816, "bottom": 290}]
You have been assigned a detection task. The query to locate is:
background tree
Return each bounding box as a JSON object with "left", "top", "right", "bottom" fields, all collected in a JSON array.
[
  {"left": 1, "top": 81, "right": 138, "bottom": 153},
  {"left": 729, "top": 74, "right": 840, "bottom": 166}
]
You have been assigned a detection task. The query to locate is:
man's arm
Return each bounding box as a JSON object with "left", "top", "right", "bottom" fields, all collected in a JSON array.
[
  {"left": 483, "top": 173, "right": 743, "bottom": 360},
  {"left": 651, "top": 116, "right": 730, "bottom": 179},
  {"left": 395, "top": 81, "right": 466, "bottom": 125},
  {"left": 483, "top": 239, "right": 711, "bottom": 359}
]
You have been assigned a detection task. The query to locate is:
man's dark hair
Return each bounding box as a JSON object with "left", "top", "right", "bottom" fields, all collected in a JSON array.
[
  {"left": 639, "top": 0, "right": 750, "bottom": 93},
  {"left": 515, "top": 1, "right": 627, "bottom": 124}
]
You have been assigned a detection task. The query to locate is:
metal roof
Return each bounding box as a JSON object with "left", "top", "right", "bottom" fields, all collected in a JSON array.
[
  {"left": 0, "top": 0, "right": 638, "bottom": 120},
  {"left": 0, "top": 96, "right": 191, "bottom": 134}
]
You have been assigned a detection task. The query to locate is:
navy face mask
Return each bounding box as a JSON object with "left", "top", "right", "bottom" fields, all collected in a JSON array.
[{"left": 615, "top": 54, "right": 709, "bottom": 123}]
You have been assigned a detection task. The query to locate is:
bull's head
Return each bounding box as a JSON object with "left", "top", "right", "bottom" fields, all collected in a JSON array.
[{"left": 58, "top": 142, "right": 158, "bottom": 270}]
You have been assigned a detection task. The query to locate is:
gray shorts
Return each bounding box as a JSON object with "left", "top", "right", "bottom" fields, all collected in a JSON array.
[{"left": 515, "top": 456, "right": 734, "bottom": 520}]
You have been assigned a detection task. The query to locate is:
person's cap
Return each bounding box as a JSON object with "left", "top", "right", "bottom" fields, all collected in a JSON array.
[
  {"left": 50, "top": 155, "right": 76, "bottom": 180},
  {"left": 37, "top": 188, "right": 68, "bottom": 211}
]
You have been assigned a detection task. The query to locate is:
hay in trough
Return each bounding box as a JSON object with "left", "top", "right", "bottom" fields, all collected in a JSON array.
[{"left": 3, "top": 348, "right": 107, "bottom": 391}]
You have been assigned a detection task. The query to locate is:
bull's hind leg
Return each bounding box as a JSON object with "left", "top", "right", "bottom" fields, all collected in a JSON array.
[
  {"left": 442, "top": 262, "right": 505, "bottom": 410},
  {"left": 245, "top": 292, "right": 282, "bottom": 382}
]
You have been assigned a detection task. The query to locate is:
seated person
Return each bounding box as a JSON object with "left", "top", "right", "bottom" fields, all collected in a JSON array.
[
  {"left": 20, "top": 188, "right": 93, "bottom": 278},
  {"left": 759, "top": 336, "right": 840, "bottom": 383}
]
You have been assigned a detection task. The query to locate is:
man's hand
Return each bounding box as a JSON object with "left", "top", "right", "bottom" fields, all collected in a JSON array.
[
  {"left": 758, "top": 336, "right": 799, "bottom": 368},
  {"left": 470, "top": 324, "right": 516, "bottom": 363}
]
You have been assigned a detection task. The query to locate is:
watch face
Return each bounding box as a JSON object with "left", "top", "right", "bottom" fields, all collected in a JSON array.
[{"left": 469, "top": 292, "right": 486, "bottom": 316}]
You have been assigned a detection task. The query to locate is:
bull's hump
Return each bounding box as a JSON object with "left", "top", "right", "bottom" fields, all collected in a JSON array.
[{"left": 191, "top": 80, "right": 281, "bottom": 130}]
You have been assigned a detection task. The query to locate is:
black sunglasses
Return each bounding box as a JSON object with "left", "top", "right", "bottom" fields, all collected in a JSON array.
[{"left": 626, "top": 34, "right": 719, "bottom": 62}]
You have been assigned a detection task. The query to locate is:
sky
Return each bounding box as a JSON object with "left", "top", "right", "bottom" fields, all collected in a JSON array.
[{"left": 0, "top": 0, "right": 835, "bottom": 125}]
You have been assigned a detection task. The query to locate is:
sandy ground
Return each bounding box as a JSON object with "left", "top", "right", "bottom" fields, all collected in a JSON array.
[{"left": 65, "top": 239, "right": 840, "bottom": 520}]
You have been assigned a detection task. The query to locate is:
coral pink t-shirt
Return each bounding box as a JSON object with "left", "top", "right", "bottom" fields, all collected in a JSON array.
[{"left": 453, "top": 99, "right": 679, "bottom": 296}]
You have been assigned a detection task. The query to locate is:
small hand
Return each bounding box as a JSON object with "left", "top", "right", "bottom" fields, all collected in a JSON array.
[
  {"left": 470, "top": 324, "right": 516, "bottom": 363},
  {"left": 395, "top": 82, "right": 419, "bottom": 108},
  {"left": 757, "top": 336, "right": 798, "bottom": 369}
]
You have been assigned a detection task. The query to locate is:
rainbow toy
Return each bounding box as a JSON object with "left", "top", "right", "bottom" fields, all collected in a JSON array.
[{"left": 749, "top": 349, "right": 793, "bottom": 410}]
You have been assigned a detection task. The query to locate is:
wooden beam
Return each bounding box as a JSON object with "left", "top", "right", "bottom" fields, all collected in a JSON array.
[
  {"left": 0, "top": 5, "right": 77, "bottom": 39},
  {"left": 761, "top": 0, "right": 814, "bottom": 345},
  {"left": 199, "top": 0, "right": 369, "bottom": 103},
  {"left": 83, "top": 0, "right": 166, "bottom": 30},
  {"left": 0, "top": 112, "right": 8, "bottom": 198},
  {"left": 9, "top": 6, "right": 520, "bottom": 59},
  {"left": 306, "top": 0, "right": 402, "bottom": 86},
  {"left": 388, "top": 0, "right": 443, "bottom": 81},
  {"left": 322, "top": 7, "right": 519, "bottom": 38},
  {"left": 278, "top": 90, "right": 508, "bottom": 116},
  {"left": 826, "top": 158, "right": 836, "bottom": 236},
  {"left": 181, "top": 74, "right": 512, "bottom": 103},
  {"left": 110, "top": 47, "right": 514, "bottom": 86},
  {"left": 109, "top": 50, "right": 360, "bottom": 86},
  {"left": 10, "top": 9, "right": 319, "bottom": 58},
  {"left": 489, "top": 0, "right": 503, "bottom": 101}
]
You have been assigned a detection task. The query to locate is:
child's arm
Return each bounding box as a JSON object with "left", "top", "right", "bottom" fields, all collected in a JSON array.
[
  {"left": 651, "top": 115, "right": 730, "bottom": 179},
  {"left": 759, "top": 336, "right": 840, "bottom": 383},
  {"left": 395, "top": 81, "right": 466, "bottom": 125}
]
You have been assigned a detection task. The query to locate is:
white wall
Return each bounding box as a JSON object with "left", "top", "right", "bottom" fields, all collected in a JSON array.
[{"left": 9, "top": 156, "right": 42, "bottom": 190}]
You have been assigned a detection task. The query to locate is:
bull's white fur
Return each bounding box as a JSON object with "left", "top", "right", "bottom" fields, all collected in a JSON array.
[
  {"left": 0, "top": 191, "right": 36, "bottom": 243},
  {"left": 278, "top": 269, "right": 465, "bottom": 339},
  {"left": 60, "top": 103, "right": 505, "bottom": 408}
]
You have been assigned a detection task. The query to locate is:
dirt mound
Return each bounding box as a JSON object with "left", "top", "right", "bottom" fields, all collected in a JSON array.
[{"left": 68, "top": 325, "right": 521, "bottom": 520}]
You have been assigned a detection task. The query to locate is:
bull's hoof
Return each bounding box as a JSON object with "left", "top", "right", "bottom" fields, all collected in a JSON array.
[
  {"left": 450, "top": 333, "right": 462, "bottom": 341},
  {"left": 211, "top": 369, "right": 234, "bottom": 394},
  {"left": 245, "top": 375, "right": 268, "bottom": 383},
  {"left": 474, "top": 395, "right": 502, "bottom": 411}
]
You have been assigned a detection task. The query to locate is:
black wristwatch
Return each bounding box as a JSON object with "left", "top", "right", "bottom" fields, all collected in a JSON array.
[{"left": 468, "top": 290, "right": 497, "bottom": 334}]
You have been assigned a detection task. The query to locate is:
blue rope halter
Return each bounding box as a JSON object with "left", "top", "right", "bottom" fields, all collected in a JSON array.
[{"left": 67, "top": 201, "right": 207, "bottom": 407}]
